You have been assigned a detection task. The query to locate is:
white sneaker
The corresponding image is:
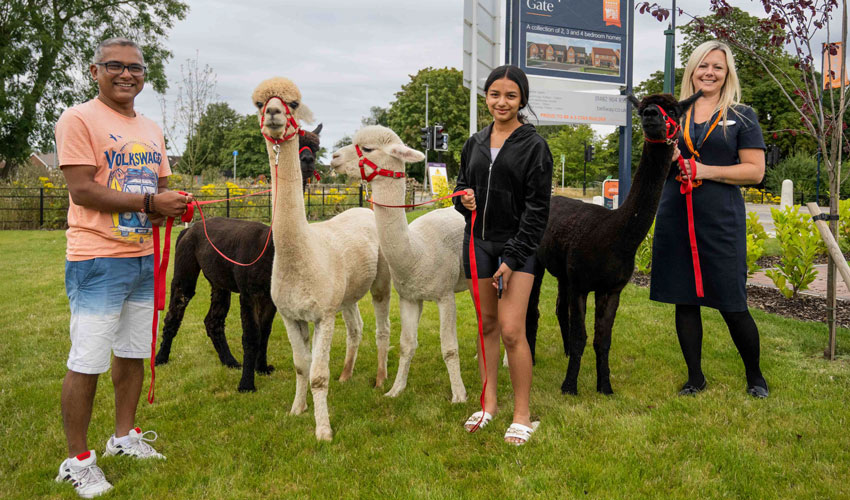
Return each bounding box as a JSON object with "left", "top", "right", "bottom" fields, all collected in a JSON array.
[
  {"left": 55, "top": 450, "right": 113, "bottom": 498},
  {"left": 103, "top": 427, "right": 166, "bottom": 459}
]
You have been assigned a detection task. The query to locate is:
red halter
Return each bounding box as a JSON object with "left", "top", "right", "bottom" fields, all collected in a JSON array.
[
  {"left": 356, "top": 145, "right": 405, "bottom": 182},
  {"left": 300, "top": 146, "right": 321, "bottom": 182},
  {"left": 644, "top": 104, "right": 681, "bottom": 145},
  {"left": 260, "top": 96, "right": 305, "bottom": 144}
]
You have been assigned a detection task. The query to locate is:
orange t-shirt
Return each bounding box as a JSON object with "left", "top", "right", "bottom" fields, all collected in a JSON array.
[{"left": 55, "top": 98, "right": 171, "bottom": 261}]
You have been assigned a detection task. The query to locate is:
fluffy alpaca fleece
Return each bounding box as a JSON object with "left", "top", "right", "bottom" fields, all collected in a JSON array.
[
  {"left": 253, "top": 77, "right": 392, "bottom": 441},
  {"left": 331, "top": 125, "right": 467, "bottom": 403}
]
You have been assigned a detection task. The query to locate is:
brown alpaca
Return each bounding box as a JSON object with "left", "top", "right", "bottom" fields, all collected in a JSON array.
[{"left": 526, "top": 91, "right": 701, "bottom": 395}]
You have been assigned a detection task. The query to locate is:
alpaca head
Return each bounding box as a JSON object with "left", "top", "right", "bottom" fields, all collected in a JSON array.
[
  {"left": 627, "top": 91, "right": 702, "bottom": 143},
  {"left": 252, "top": 77, "right": 314, "bottom": 143},
  {"left": 329, "top": 125, "right": 424, "bottom": 183},
  {"left": 299, "top": 124, "right": 322, "bottom": 186}
]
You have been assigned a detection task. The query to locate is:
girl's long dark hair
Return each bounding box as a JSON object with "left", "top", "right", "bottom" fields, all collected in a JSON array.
[{"left": 483, "top": 65, "right": 537, "bottom": 124}]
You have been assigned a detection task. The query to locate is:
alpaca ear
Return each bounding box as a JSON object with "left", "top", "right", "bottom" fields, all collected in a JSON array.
[
  {"left": 296, "top": 103, "right": 315, "bottom": 125},
  {"left": 386, "top": 143, "right": 425, "bottom": 163},
  {"left": 627, "top": 94, "right": 641, "bottom": 109},
  {"left": 677, "top": 90, "right": 702, "bottom": 113},
  {"left": 312, "top": 123, "right": 323, "bottom": 136}
]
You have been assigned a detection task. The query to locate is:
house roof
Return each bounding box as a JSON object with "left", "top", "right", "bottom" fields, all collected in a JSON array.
[
  {"left": 569, "top": 46, "right": 586, "bottom": 54},
  {"left": 550, "top": 44, "right": 568, "bottom": 52},
  {"left": 592, "top": 47, "right": 618, "bottom": 57}
]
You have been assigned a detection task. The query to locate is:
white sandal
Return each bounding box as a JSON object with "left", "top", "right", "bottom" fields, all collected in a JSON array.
[
  {"left": 504, "top": 421, "right": 540, "bottom": 445},
  {"left": 463, "top": 411, "right": 493, "bottom": 433}
]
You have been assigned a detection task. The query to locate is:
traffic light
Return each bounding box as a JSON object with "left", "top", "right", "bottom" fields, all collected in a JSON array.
[
  {"left": 420, "top": 127, "right": 431, "bottom": 150},
  {"left": 433, "top": 124, "right": 448, "bottom": 151},
  {"left": 766, "top": 144, "right": 780, "bottom": 168},
  {"left": 584, "top": 144, "right": 595, "bottom": 162}
]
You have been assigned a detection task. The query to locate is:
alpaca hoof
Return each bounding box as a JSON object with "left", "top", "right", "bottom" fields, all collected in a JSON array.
[
  {"left": 237, "top": 383, "right": 257, "bottom": 393},
  {"left": 338, "top": 372, "right": 352, "bottom": 383},
  {"left": 257, "top": 364, "right": 275, "bottom": 375},
  {"left": 290, "top": 402, "right": 307, "bottom": 415},
  {"left": 451, "top": 391, "right": 468, "bottom": 404},
  {"left": 225, "top": 361, "right": 242, "bottom": 369},
  {"left": 384, "top": 385, "right": 404, "bottom": 398},
  {"left": 154, "top": 355, "right": 169, "bottom": 366},
  {"left": 597, "top": 382, "right": 614, "bottom": 395},
  {"left": 561, "top": 382, "right": 578, "bottom": 395},
  {"left": 374, "top": 376, "right": 386, "bottom": 388},
  {"left": 315, "top": 426, "right": 333, "bottom": 442}
]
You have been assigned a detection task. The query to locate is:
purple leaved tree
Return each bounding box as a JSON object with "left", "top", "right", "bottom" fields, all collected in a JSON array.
[{"left": 638, "top": 0, "right": 848, "bottom": 359}]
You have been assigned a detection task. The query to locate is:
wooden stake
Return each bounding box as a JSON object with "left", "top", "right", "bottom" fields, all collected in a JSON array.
[{"left": 807, "top": 203, "right": 850, "bottom": 293}]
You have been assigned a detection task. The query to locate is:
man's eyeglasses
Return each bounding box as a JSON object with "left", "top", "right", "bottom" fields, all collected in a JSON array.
[{"left": 95, "top": 61, "right": 146, "bottom": 76}]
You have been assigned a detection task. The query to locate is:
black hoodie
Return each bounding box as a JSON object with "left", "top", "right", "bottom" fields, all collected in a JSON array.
[{"left": 453, "top": 123, "right": 553, "bottom": 271}]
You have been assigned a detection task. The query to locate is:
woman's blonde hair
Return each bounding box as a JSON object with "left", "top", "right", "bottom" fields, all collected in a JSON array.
[{"left": 680, "top": 40, "right": 743, "bottom": 129}]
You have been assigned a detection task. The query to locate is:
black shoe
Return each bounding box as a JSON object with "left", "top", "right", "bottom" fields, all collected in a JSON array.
[
  {"left": 677, "top": 379, "right": 707, "bottom": 396},
  {"left": 746, "top": 383, "right": 769, "bottom": 399}
]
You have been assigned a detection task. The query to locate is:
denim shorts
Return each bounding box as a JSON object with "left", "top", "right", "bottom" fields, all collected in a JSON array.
[
  {"left": 65, "top": 255, "right": 154, "bottom": 374},
  {"left": 462, "top": 233, "right": 536, "bottom": 279}
]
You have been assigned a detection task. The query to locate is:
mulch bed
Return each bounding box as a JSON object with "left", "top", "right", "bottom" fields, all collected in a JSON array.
[{"left": 629, "top": 273, "right": 850, "bottom": 329}]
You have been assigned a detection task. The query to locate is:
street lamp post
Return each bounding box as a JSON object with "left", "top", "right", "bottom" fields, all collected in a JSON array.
[{"left": 233, "top": 150, "right": 238, "bottom": 179}]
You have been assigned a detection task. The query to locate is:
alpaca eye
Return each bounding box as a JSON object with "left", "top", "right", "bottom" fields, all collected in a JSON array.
[
  {"left": 361, "top": 147, "right": 373, "bottom": 153},
  {"left": 288, "top": 101, "right": 299, "bottom": 110},
  {"left": 255, "top": 101, "right": 263, "bottom": 109}
]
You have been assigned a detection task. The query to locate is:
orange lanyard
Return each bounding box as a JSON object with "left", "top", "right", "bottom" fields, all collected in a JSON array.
[{"left": 683, "top": 107, "right": 722, "bottom": 160}]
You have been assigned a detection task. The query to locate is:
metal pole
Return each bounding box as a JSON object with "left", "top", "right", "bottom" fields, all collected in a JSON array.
[
  {"left": 618, "top": 0, "right": 635, "bottom": 202},
  {"left": 39, "top": 187, "right": 44, "bottom": 227},
  {"left": 424, "top": 83, "right": 430, "bottom": 194},
  {"left": 226, "top": 187, "right": 230, "bottom": 218},
  {"left": 470, "top": 1, "right": 478, "bottom": 137},
  {"left": 561, "top": 155, "right": 565, "bottom": 189},
  {"left": 583, "top": 142, "right": 587, "bottom": 196},
  {"left": 233, "top": 154, "right": 236, "bottom": 180}
]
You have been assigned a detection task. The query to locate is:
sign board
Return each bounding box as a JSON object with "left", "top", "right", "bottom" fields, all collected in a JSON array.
[
  {"left": 233, "top": 150, "right": 238, "bottom": 156},
  {"left": 463, "top": 0, "right": 502, "bottom": 96},
  {"left": 507, "top": 0, "right": 632, "bottom": 86},
  {"left": 530, "top": 89, "right": 627, "bottom": 126},
  {"left": 602, "top": 178, "right": 618, "bottom": 209},
  {"left": 427, "top": 163, "right": 448, "bottom": 196}
]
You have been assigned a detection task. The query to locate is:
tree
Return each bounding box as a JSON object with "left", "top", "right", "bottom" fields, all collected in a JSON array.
[
  {"left": 361, "top": 106, "right": 389, "bottom": 127},
  {"left": 221, "top": 113, "right": 269, "bottom": 179},
  {"left": 639, "top": 0, "right": 848, "bottom": 359},
  {"left": 0, "top": 0, "right": 188, "bottom": 179},
  {"left": 545, "top": 125, "right": 608, "bottom": 187},
  {"left": 159, "top": 52, "right": 217, "bottom": 183},
  {"left": 184, "top": 102, "right": 240, "bottom": 176},
  {"left": 385, "top": 67, "right": 491, "bottom": 180}
]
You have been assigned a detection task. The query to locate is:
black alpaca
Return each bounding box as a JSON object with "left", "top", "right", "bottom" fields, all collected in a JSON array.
[
  {"left": 154, "top": 125, "right": 321, "bottom": 393},
  {"left": 525, "top": 92, "right": 701, "bottom": 395}
]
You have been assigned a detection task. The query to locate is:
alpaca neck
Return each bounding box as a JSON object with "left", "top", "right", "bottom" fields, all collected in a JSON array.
[
  {"left": 266, "top": 139, "right": 310, "bottom": 244},
  {"left": 615, "top": 143, "right": 674, "bottom": 252},
  {"left": 370, "top": 172, "right": 417, "bottom": 277}
]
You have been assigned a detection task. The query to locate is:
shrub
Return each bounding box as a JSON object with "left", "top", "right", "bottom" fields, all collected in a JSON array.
[
  {"left": 839, "top": 199, "right": 850, "bottom": 253},
  {"left": 764, "top": 205, "right": 820, "bottom": 298}
]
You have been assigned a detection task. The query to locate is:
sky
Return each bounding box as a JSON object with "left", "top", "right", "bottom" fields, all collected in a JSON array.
[{"left": 133, "top": 0, "right": 846, "bottom": 161}]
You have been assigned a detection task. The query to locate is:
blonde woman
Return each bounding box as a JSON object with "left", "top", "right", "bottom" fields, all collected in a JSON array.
[{"left": 650, "top": 40, "right": 769, "bottom": 398}]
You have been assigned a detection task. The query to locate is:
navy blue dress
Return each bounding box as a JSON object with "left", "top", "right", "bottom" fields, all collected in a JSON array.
[{"left": 650, "top": 104, "right": 766, "bottom": 311}]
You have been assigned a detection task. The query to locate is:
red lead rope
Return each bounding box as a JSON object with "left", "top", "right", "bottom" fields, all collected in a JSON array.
[{"left": 677, "top": 157, "right": 704, "bottom": 298}]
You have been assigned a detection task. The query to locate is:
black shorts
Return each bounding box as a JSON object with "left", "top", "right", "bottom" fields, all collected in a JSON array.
[{"left": 462, "top": 232, "right": 536, "bottom": 279}]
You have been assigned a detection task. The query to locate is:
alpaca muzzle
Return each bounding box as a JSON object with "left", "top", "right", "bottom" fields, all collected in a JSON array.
[
  {"left": 644, "top": 104, "right": 680, "bottom": 145},
  {"left": 261, "top": 96, "right": 305, "bottom": 144}
]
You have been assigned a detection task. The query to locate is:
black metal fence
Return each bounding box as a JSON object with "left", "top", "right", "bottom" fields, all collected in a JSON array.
[{"left": 0, "top": 184, "right": 370, "bottom": 230}]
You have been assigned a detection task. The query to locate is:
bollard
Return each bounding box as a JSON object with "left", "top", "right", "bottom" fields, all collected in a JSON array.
[
  {"left": 780, "top": 179, "right": 793, "bottom": 207},
  {"left": 613, "top": 195, "right": 619, "bottom": 209}
]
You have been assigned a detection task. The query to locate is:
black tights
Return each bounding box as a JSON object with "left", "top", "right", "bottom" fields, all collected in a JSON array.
[{"left": 675, "top": 305, "right": 767, "bottom": 389}]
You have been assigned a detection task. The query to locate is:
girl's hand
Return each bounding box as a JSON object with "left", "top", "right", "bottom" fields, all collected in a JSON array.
[
  {"left": 492, "top": 262, "right": 512, "bottom": 295},
  {"left": 461, "top": 189, "right": 476, "bottom": 211}
]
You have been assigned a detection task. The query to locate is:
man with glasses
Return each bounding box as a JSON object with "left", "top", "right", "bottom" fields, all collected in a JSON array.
[{"left": 54, "top": 37, "right": 192, "bottom": 498}]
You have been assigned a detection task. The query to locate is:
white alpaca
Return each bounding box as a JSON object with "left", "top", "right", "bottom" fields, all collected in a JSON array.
[
  {"left": 331, "top": 126, "right": 467, "bottom": 403},
  {"left": 253, "top": 78, "right": 392, "bottom": 441}
]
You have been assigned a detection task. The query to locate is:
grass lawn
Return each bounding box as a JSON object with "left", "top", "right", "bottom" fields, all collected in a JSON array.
[{"left": 2, "top": 225, "right": 849, "bottom": 500}]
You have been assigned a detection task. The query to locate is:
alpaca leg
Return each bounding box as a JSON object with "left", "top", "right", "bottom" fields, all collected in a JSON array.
[
  {"left": 370, "top": 264, "right": 392, "bottom": 388},
  {"left": 310, "top": 315, "right": 336, "bottom": 441},
  {"left": 593, "top": 291, "right": 620, "bottom": 395},
  {"left": 524, "top": 260, "right": 545, "bottom": 364},
  {"left": 155, "top": 280, "right": 195, "bottom": 366},
  {"left": 555, "top": 279, "right": 571, "bottom": 359},
  {"left": 339, "top": 303, "right": 363, "bottom": 382},
  {"left": 205, "top": 286, "right": 240, "bottom": 368},
  {"left": 237, "top": 295, "right": 262, "bottom": 392},
  {"left": 283, "top": 315, "right": 311, "bottom": 415},
  {"left": 255, "top": 299, "right": 277, "bottom": 374},
  {"left": 561, "top": 291, "right": 587, "bottom": 395},
  {"left": 436, "top": 295, "right": 467, "bottom": 403},
  {"left": 386, "top": 298, "right": 423, "bottom": 398}
]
